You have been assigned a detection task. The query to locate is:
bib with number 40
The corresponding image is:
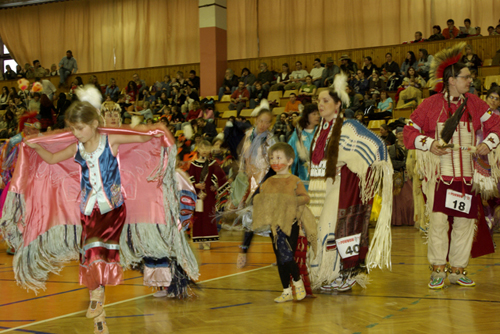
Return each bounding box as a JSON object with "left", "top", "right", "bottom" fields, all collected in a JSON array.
[
  {"left": 336, "top": 234, "right": 361, "bottom": 259},
  {"left": 444, "top": 189, "right": 472, "bottom": 214}
]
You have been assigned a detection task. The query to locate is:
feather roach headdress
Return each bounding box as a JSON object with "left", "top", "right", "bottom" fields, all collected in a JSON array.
[
  {"left": 429, "top": 42, "right": 466, "bottom": 92},
  {"left": 76, "top": 84, "right": 103, "bottom": 111}
]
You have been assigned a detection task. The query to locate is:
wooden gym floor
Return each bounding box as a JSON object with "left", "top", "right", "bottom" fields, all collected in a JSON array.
[{"left": 1, "top": 227, "right": 500, "bottom": 334}]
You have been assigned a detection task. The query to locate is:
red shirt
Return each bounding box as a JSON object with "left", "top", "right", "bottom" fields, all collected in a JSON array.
[{"left": 231, "top": 88, "right": 249, "bottom": 101}]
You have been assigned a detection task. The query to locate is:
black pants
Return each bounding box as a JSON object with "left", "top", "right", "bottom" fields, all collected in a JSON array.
[{"left": 270, "top": 223, "right": 300, "bottom": 289}]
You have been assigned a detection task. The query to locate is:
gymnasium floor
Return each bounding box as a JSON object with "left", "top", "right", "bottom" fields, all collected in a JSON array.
[{"left": 1, "top": 227, "right": 499, "bottom": 334}]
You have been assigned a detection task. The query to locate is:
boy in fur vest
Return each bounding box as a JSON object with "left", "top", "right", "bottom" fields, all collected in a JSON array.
[{"left": 252, "top": 143, "right": 317, "bottom": 302}]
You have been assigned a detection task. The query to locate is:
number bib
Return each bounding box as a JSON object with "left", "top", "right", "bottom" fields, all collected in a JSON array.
[
  {"left": 336, "top": 234, "right": 361, "bottom": 259},
  {"left": 444, "top": 189, "right": 472, "bottom": 214}
]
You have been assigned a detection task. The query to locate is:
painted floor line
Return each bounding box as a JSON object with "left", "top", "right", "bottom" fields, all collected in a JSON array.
[{"left": 0, "top": 265, "right": 272, "bottom": 334}]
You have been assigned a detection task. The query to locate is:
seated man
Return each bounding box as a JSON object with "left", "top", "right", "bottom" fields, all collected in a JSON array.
[
  {"left": 32, "top": 60, "right": 47, "bottom": 78},
  {"left": 132, "top": 73, "right": 147, "bottom": 97},
  {"left": 284, "top": 61, "right": 309, "bottom": 90},
  {"left": 412, "top": 31, "right": 424, "bottom": 43},
  {"left": 228, "top": 81, "right": 249, "bottom": 116},
  {"left": 218, "top": 68, "right": 239, "bottom": 101},
  {"left": 197, "top": 117, "right": 218, "bottom": 143},
  {"left": 187, "top": 70, "right": 200, "bottom": 92},
  {"left": 462, "top": 18, "right": 477, "bottom": 35},
  {"left": 322, "top": 57, "right": 340, "bottom": 87},
  {"left": 284, "top": 93, "right": 301, "bottom": 113},
  {"left": 442, "top": 19, "right": 460, "bottom": 39},
  {"left": 310, "top": 58, "right": 325, "bottom": 88},
  {"left": 255, "top": 62, "right": 275, "bottom": 91}
]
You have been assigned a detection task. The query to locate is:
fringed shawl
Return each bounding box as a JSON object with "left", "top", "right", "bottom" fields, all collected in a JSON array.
[{"left": 0, "top": 126, "right": 199, "bottom": 293}]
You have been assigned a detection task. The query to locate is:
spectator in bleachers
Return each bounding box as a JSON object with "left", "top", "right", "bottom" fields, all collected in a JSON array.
[
  {"left": 427, "top": 25, "right": 445, "bottom": 41},
  {"left": 202, "top": 103, "right": 215, "bottom": 122},
  {"left": 39, "top": 94, "right": 56, "bottom": 131},
  {"left": 486, "top": 86, "right": 500, "bottom": 114},
  {"left": 350, "top": 70, "right": 369, "bottom": 95},
  {"left": 461, "top": 44, "right": 482, "bottom": 72},
  {"left": 284, "top": 93, "right": 301, "bottom": 113},
  {"left": 176, "top": 71, "right": 187, "bottom": 87},
  {"left": 412, "top": 31, "right": 424, "bottom": 43},
  {"left": 273, "top": 113, "right": 290, "bottom": 142},
  {"left": 339, "top": 54, "right": 358, "bottom": 76},
  {"left": 25, "top": 63, "right": 34, "bottom": 79},
  {"left": 105, "top": 78, "right": 120, "bottom": 101},
  {"left": 0, "top": 87, "right": 9, "bottom": 110},
  {"left": 197, "top": 117, "right": 218, "bottom": 142},
  {"left": 495, "top": 24, "right": 500, "bottom": 35},
  {"left": 463, "top": 18, "right": 477, "bottom": 35},
  {"left": 322, "top": 57, "right": 340, "bottom": 87},
  {"left": 285, "top": 61, "right": 309, "bottom": 90},
  {"left": 240, "top": 68, "right": 257, "bottom": 93},
  {"left": 270, "top": 63, "right": 291, "bottom": 91},
  {"left": 249, "top": 81, "right": 268, "bottom": 109},
  {"left": 55, "top": 92, "right": 71, "bottom": 128},
  {"left": 488, "top": 26, "right": 495, "bottom": 35},
  {"left": 442, "top": 19, "right": 459, "bottom": 39},
  {"left": 186, "top": 85, "right": 200, "bottom": 105},
  {"left": 49, "top": 64, "right": 58, "bottom": 77},
  {"left": 344, "top": 85, "right": 363, "bottom": 119},
  {"left": 130, "top": 102, "right": 154, "bottom": 121},
  {"left": 88, "top": 75, "right": 101, "bottom": 93},
  {"left": 379, "top": 124, "right": 396, "bottom": 146},
  {"left": 362, "top": 56, "right": 378, "bottom": 78},
  {"left": 416, "top": 48, "right": 433, "bottom": 81},
  {"left": 297, "top": 75, "right": 317, "bottom": 104},
  {"left": 400, "top": 51, "right": 418, "bottom": 76},
  {"left": 125, "top": 80, "right": 138, "bottom": 102},
  {"left": 35, "top": 77, "right": 57, "bottom": 101},
  {"left": 186, "top": 101, "right": 203, "bottom": 121},
  {"left": 132, "top": 73, "right": 147, "bottom": 97},
  {"left": 15, "top": 65, "right": 25, "bottom": 78},
  {"left": 381, "top": 53, "right": 400, "bottom": 91},
  {"left": 142, "top": 89, "right": 156, "bottom": 108},
  {"left": 155, "top": 91, "right": 169, "bottom": 113},
  {"left": 218, "top": 68, "right": 239, "bottom": 101},
  {"left": 9, "top": 88, "right": 18, "bottom": 100},
  {"left": 58, "top": 50, "right": 77, "bottom": 87},
  {"left": 405, "top": 67, "right": 426, "bottom": 89},
  {"left": 69, "top": 76, "right": 83, "bottom": 98},
  {"left": 157, "top": 75, "right": 171, "bottom": 98},
  {"left": 255, "top": 62, "right": 275, "bottom": 91},
  {"left": 4, "top": 65, "right": 16, "bottom": 80},
  {"left": 187, "top": 70, "right": 200, "bottom": 92},
  {"left": 0, "top": 110, "right": 17, "bottom": 138},
  {"left": 310, "top": 58, "right": 324, "bottom": 88},
  {"left": 367, "top": 90, "right": 392, "bottom": 120},
  {"left": 171, "top": 86, "right": 187, "bottom": 110},
  {"left": 228, "top": 81, "right": 249, "bottom": 116},
  {"left": 369, "top": 70, "right": 386, "bottom": 94},
  {"left": 33, "top": 60, "right": 47, "bottom": 78},
  {"left": 470, "top": 69, "right": 481, "bottom": 95}
]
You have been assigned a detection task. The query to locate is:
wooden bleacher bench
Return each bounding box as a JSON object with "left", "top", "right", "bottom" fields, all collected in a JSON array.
[
  {"left": 220, "top": 95, "right": 231, "bottom": 102},
  {"left": 272, "top": 106, "right": 286, "bottom": 115},
  {"left": 221, "top": 110, "right": 237, "bottom": 118},
  {"left": 484, "top": 59, "right": 493, "bottom": 67},
  {"left": 283, "top": 90, "right": 298, "bottom": 98},
  {"left": 367, "top": 120, "right": 386, "bottom": 134},
  {"left": 484, "top": 75, "right": 500, "bottom": 90},
  {"left": 267, "top": 91, "right": 283, "bottom": 103},
  {"left": 393, "top": 108, "right": 413, "bottom": 119}
]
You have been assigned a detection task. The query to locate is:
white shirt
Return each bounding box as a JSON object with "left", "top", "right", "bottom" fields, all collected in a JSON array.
[
  {"left": 41, "top": 79, "right": 57, "bottom": 97},
  {"left": 310, "top": 67, "right": 325, "bottom": 80},
  {"left": 290, "top": 70, "right": 309, "bottom": 80}
]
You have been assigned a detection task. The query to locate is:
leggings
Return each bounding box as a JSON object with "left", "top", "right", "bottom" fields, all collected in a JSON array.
[{"left": 270, "top": 223, "right": 300, "bottom": 289}]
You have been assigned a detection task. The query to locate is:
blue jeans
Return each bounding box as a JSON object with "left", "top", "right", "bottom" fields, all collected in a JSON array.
[
  {"left": 60, "top": 68, "right": 71, "bottom": 85},
  {"left": 218, "top": 86, "right": 237, "bottom": 101}
]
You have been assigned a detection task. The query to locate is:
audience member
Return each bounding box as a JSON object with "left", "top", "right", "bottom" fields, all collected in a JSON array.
[
  {"left": 368, "top": 71, "right": 386, "bottom": 94},
  {"left": 125, "top": 80, "right": 139, "bottom": 102},
  {"left": 16, "top": 65, "right": 25, "bottom": 78},
  {"left": 284, "top": 93, "right": 301, "bottom": 113},
  {"left": 105, "top": 78, "right": 120, "bottom": 101},
  {"left": 218, "top": 68, "right": 239, "bottom": 101},
  {"left": 171, "top": 86, "right": 187, "bottom": 109},
  {"left": 462, "top": 18, "right": 477, "bottom": 35},
  {"left": 495, "top": 24, "right": 500, "bottom": 35},
  {"left": 379, "top": 123, "right": 396, "bottom": 146},
  {"left": 39, "top": 94, "right": 56, "bottom": 131},
  {"left": 270, "top": 63, "right": 291, "bottom": 91},
  {"left": 88, "top": 75, "right": 102, "bottom": 94},
  {"left": 381, "top": 53, "right": 400, "bottom": 90},
  {"left": 4, "top": 65, "right": 16, "bottom": 80},
  {"left": 33, "top": 60, "right": 47, "bottom": 78},
  {"left": 69, "top": 76, "right": 84, "bottom": 97},
  {"left": 255, "top": 62, "right": 274, "bottom": 91},
  {"left": 197, "top": 117, "right": 218, "bottom": 142},
  {"left": 309, "top": 58, "right": 325, "bottom": 88},
  {"left": 284, "top": 61, "right": 309, "bottom": 90},
  {"left": 240, "top": 68, "right": 257, "bottom": 93},
  {"left": 344, "top": 85, "right": 363, "bottom": 118},
  {"left": 228, "top": 81, "right": 249, "bottom": 116},
  {"left": 49, "top": 64, "right": 58, "bottom": 76},
  {"left": 249, "top": 81, "right": 269, "bottom": 108},
  {"left": 339, "top": 54, "right": 358, "bottom": 75},
  {"left": 400, "top": 51, "right": 418, "bottom": 76},
  {"left": 488, "top": 26, "right": 496, "bottom": 35},
  {"left": 367, "top": 90, "right": 393, "bottom": 120},
  {"left": 132, "top": 73, "right": 147, "bottom": 96},
  {"left": 185, "top": 85, "right": 200, "bottom": 103},
  {"left": 442, "top": 19, "right": 459, "bottom": 39},
  {"left": 412, "top": 31, "right": 424, "bottom": 43},
  {"left": 297, "top": 75, "right": 317, "bottom": 104},
  {"left": 176, "top": 71, "right": 187, "bottom": 87},
  {"left": 157, "top": 75, "right": 171, "bottom": 98},
  {"left": 470, "top": 69, "right": 481, "bottom": 95},
  {"left": 35, "top": 77, "right": 57, "bottom": 101},
  {"left": 58, "top": 50, "right": 77, "bottom": 87},
  {"left": 322, "top": 57, "right": 340, "bottom": 87},
  {"left": 405, "top": 67, "right": 426, "bottom": 89},
  {"left": 187, "top": 70, "right": 200, "bottom": 91},
  {"left": 427, "top": 25, "right": 445, "bottom": 41},
  {"left": 461, "top": 44, "right": 482, "bottom": 72},
  {"left": 416, "top": 48, "right": 433, "bottom": 81},
  {"left": 273, "top": 113, "right": 289, "bottom": 142},
  {"left": 55, "top": 92, "right": 71, "bottom": 128},
  {"left": 350, "top": 70, "right": 369, "bottom": 95},
  {"left": 0, "top": 87, "right": 9, "bottom": 110},
  {"left": 362, "top": 56, "right": 378, "bottom": 78}
]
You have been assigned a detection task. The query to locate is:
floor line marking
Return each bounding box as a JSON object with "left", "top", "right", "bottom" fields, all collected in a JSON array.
[
  {"left": 211, "top": 302, "right": 252, "bottom": 309},
  {"left": 0, "top": 265, "right": 273, "bottom": 334}
]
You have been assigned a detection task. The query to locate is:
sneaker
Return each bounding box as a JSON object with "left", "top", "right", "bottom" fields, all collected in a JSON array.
[
  {"left": 337, "top": 278, "right": 356, "bottom": 292},
  {"left": 274, "top": 288, "right": 293, "bottom": 303},
  {"left": 292, "top": 279, "right": 306, "bottom": 301},
  {"left": 428, "top": 277, "right": 445, "bottom": 289},
  {"left": 320, "top": 283, "right": 335, "bottom": 291},
  {"left": 330, "top": 277, "right": 343, "bottom": 290},
  {"left": 153, "top": 290, "right": 167, "bottom": 298}
]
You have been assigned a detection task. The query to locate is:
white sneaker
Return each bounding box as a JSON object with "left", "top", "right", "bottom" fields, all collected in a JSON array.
[
  {"left": 337, "top": 278, "right": 356, "bottom": 292},
  {"left": 153, "top": 290, "right": 167, "bottom": 298},
  {"left": 330, "top": 277, "right": 344, "bottom": 290}
]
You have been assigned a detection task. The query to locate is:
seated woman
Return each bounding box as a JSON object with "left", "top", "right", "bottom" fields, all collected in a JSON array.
[
  {"left": 297, "top": 75, "right": 317, "bottom": 104},
  {"left": 416, "top": 49, "right": 433, "bottom": 81},
  {"left": 270, "top": 63, "right": 291, "bottom": 91},
  {"left": 367, "top": 90, "right": 393, "bottom": 120},
  {"left": 125, "top": 80, "right": 138, "bottom": 102},
  {"left": 461, "top": 44, "right": 482, "bottom": 73},
  {"left": 368, "top": 71, "right": 386, "bottom": 94},
  {"left": 400, "top": 51, "right": 418, "bottom": 77},
  {"left": 249, "top": 81, "right": 269, "bottom": 109}
]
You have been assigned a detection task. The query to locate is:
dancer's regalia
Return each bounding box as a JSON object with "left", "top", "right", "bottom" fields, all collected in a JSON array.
[
  {"left": 403, "top": 42, "right": 500, "bottom": 288},
  {"left": 307, "top": 75, "right": 393, "bottom": 290}
]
